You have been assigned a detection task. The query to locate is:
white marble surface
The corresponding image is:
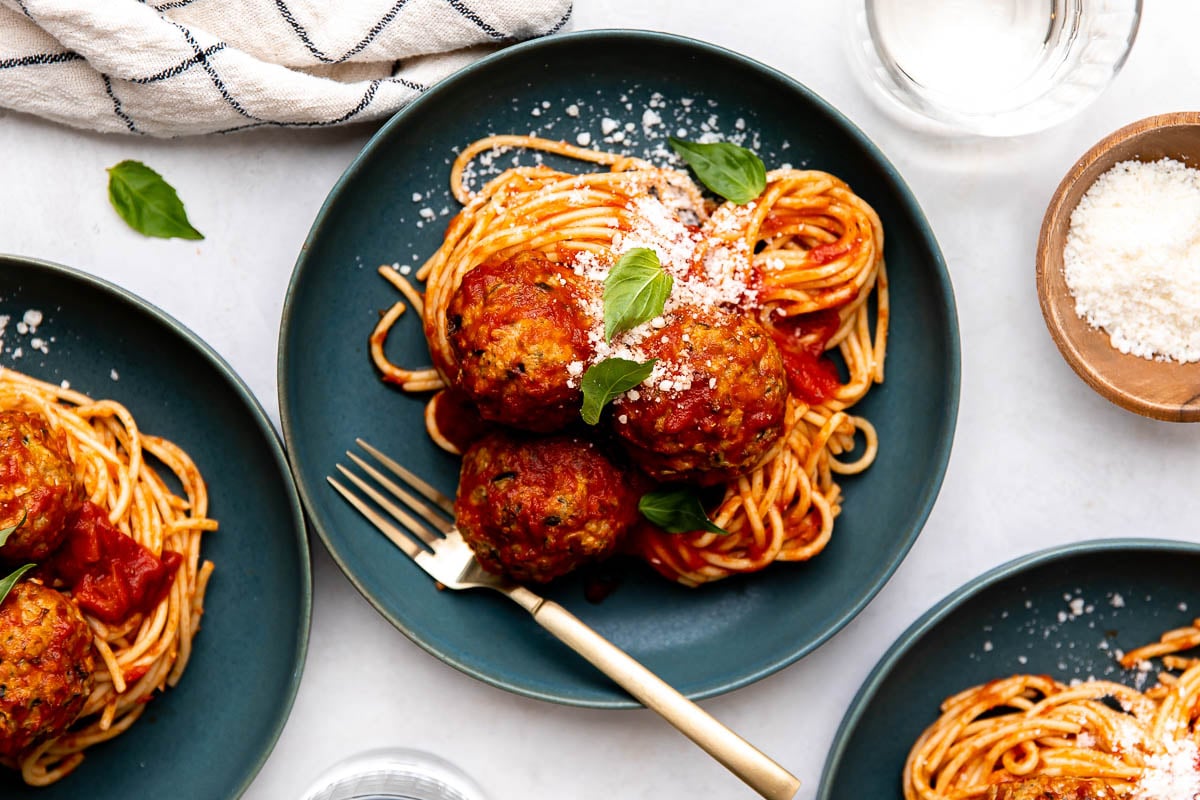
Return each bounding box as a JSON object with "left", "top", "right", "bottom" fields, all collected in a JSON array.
[{"left": 3, "top": 2, "right": 1200, "bottom": 799}]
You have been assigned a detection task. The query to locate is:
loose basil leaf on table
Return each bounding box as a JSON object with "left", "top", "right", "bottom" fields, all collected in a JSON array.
[
  {"left": 579, "top": 357, "right": 656, "bottom": 425},
  {"left": 107, "top": 159, "right": 205, "bottom": 240},
  {"left": 0, "top": 563, "right": 35, "bottom": 606},
  {"left": 0, "top": 509, "right": 26, "bottom": 548},
  {"left": 639, "top": 486, "right": 729, "bottom": 535},
  {"left": 603, "top": 247, "right": 673, "bottom": 342},
  {"left": 668, "top": 137, "right": 766, "bottom": 204}
]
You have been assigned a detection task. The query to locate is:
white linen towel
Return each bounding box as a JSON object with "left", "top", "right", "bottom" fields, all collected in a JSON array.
[{"left": 0, "top": 0, "right": 572, "bottom": 136}]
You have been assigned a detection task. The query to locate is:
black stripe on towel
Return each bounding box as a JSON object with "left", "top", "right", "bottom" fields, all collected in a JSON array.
[
  {"left": 0, "top": 51, "right": 83, "bottom": 70},
  {"left": 444, "top": 0, "right": 506, "bottom": 40},
  {"left": 169, "top": 22, "right": 261, "bottom": 120},
  {"left": 128, "top": 43, "right": 227, "bottom": 84},
  {"left": 274, "top": 0, "right": 411, "bottom": 64},
  {"left": 153, "top": 0, "right": 207, "bottom": 10},
  {"left": 101, "top": 74, "right": 141, "bottom": 134},
  {"left": 215, "top": 78, "right": 387, "bottom": 134},
  {"left": 546, "top": 5, "right": 573, "bottom": 35}
]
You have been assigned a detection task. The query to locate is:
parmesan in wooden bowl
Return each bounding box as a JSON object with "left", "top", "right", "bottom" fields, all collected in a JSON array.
[{"left": 1037, "top": 112, "right": 1200, "bottom": 422}]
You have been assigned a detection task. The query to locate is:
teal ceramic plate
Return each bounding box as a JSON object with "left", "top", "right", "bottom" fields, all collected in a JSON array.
[
  {"left": 0, "top": 256, "right": 310, "bottom": 799},
  {"left": 818, "top": 539, "right": 1200, "bottom": 799},
  {"left": 279, "top": 30, "right": 959, "bottom": 708}
]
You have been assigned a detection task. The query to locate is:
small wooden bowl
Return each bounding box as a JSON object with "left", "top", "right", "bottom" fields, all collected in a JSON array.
[{"left": 1037, "top": 112, "right": 1200, "bottom": 422}]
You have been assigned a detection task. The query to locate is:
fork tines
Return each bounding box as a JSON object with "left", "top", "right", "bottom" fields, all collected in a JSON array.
[{"left": 326, "top": 438, "right": 457, "bottom": 558}]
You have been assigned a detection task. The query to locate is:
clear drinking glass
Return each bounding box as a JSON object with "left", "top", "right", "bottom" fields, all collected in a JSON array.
[
  {"left": 299, "top": 748, "right": 489, "bottom": 800},
  {"left": 847, "top": 0, "right": 1142, "bottom": 136}
]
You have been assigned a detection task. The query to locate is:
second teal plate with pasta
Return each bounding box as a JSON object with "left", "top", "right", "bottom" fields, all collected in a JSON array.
[
  {"left": 279, "top": 30, "right": 959, "bottom": 708},
  {"left": 818, "top": 539, "right": 1200, "bottom": 799},
  {"left": 0, "top": 255, "right": 310, "bottom": 800}
]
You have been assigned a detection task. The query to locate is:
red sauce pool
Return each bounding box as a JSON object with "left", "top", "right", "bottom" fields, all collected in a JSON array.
[
  {"left": 42, "top": 501, "right": 182, "bottom": 624},
  {"left": 766, "top": 308, "right": 844, "bottom": 404}
]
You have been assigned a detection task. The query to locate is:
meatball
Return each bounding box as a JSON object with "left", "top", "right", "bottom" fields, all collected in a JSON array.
[
  {"left": 446, "top": 251, "right": 595, "bottom": 433},
  {"left": 612, "top": 309, "right": 787, "bottom": 486},
  {"left": 0, "top": 581, "right": 95, "bottom": 760},
  {"left": 455, "top": 431, "right": 637, "bottom": 583},
  {"left": 987, "top": 777, "right": 1118, "bottom": 800},
  {"left": 0, "top": 409, "right": 83, "bottom": 563}
]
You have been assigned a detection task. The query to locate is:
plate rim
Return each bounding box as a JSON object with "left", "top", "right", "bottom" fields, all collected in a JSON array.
[
  {"left": 278, "top": 28, "right": 961, "bottom": 708},
  {"left": 0, "top": 251, "right": 313, "bottom": 798},
  {"left": 815, "top": 536, "right": 1200, "bottom": 799}
]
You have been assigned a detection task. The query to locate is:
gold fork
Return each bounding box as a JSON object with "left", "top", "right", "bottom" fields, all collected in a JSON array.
[{"left": 328, "top": 438, "right": 801, "bottom": 800}]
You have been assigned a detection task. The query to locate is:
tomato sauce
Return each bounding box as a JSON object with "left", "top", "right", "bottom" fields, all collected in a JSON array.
[
  {"left": 430, "top": 388, "right": 492, "bottom": 454},
  {"left": 42, "top": 501, "right": 182, "bottom": 624},
  {"left": 581, "top": 563, "right": 624, "bottom": 604},
  {"left": 767, "top": 309, "right": 844, "bottom": 404},
  {"left": 630, "top": 520, "right": 715, "bottom": 580},
  {"left": 807, "top": 236, "right": 860, "bottom": 266}
]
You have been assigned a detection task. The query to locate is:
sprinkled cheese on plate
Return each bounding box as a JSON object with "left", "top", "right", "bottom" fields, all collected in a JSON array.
[
  {"left": 1063, "top": 157, "right": 1200, "bottom": 363},
  {"left": 1136, "top": 736, "right": 1200, "bottom": 800},
  {"left": 566, "top": 189, "right": 758, "bottom": 401}
]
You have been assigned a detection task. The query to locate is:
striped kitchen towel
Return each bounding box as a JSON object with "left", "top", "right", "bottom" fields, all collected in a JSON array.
[{"left": 0, "top": 0, "right": 572, "bottom": 136}]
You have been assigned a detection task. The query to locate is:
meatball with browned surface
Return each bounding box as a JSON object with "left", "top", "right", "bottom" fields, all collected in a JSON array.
[
  {"left": 612, "top": 309, "right": 787, "bottom": 486},
  {"left": 455, "top": 431, "right": 638, "bottom": 583},
  {"left": 987, "top": 777, "right": 1118, "bottom": 800},
  {"left": 0, "top": 409, "right": 83, "bottom": 564},
  {"left": 445, "top": 251, "right": 594, "bottom": 433},
  {"left": 0, "top": 581, "right": 95, "bottom": 761}
]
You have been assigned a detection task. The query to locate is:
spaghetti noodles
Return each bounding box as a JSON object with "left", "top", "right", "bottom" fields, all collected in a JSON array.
[
  {"left": 371, "top": 133, "right": 887, "bottom": 586},
  {"left": 903, "top": 622, "right": 1200, "bottom": 799},
  {"left": 0, "top": 367, "right": 216, "bottom": 786}
]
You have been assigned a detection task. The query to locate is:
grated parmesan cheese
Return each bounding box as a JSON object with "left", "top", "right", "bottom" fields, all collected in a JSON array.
[
  {"left": 1, "top": 309, "right": 50, "bottom": 361},
  {"left": 1063, "top": 158, "right": 1200, "bottom": 363},
  {"left": 568, "top": 189, "right": 756, "bottom": 403},
  {"left": 1136, "top": 736, "right": 1200, "bottom": 800}
]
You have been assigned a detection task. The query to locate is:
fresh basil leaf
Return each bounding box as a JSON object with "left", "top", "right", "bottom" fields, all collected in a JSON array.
[
  {"left": 0, "top": 509, "right": 27, "bottom": 548},
  {"left": 668, "top": 137, "right": 766, "bottom": 204},
  {"left": 579, "top": 357, "right": 656, "bottom": 425},
  {"left": 0, "top": 563, "right": 35, "bottom": 607},
  {"left": 638, "top": 487, "right": 729, "bottom": 535},
  {"left": 603, "top": 248, "right": 673, "bottom": 342},
  {"left": 107, "top": 160, "right": 204, "bottom": 240}
]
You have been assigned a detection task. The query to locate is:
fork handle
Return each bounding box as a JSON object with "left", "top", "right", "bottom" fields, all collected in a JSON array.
[{"left": 506, "top": 587, "right": 801, "bottom": 800}]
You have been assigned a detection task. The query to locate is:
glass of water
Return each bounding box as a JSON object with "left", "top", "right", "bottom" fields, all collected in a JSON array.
[
  {"left": 847, "top": 0, "right": 1142, "bottom": 136},
  {"left": 300, "top": 748, "right": 488, "bottom": 800}
]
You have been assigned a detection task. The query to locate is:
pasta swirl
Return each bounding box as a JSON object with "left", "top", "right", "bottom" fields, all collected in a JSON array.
[{"left": 371, "top": 134, "right": 887, "bottom": 585}]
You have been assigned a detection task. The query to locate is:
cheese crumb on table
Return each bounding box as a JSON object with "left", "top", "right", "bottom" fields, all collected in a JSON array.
[{"left": 1063, "top": 157, "right": 1200, "bottom": 363}]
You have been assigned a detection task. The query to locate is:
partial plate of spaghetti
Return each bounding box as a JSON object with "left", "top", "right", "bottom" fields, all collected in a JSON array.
[
  {"left": 280, "top": 30, "right": 957, "bottom": 707},
  {"left": 817, "top": 539, "right": 1200, "bottom": 800},
  {"left": 0, "top": 255, "right": 310, "bottom": 800}
]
